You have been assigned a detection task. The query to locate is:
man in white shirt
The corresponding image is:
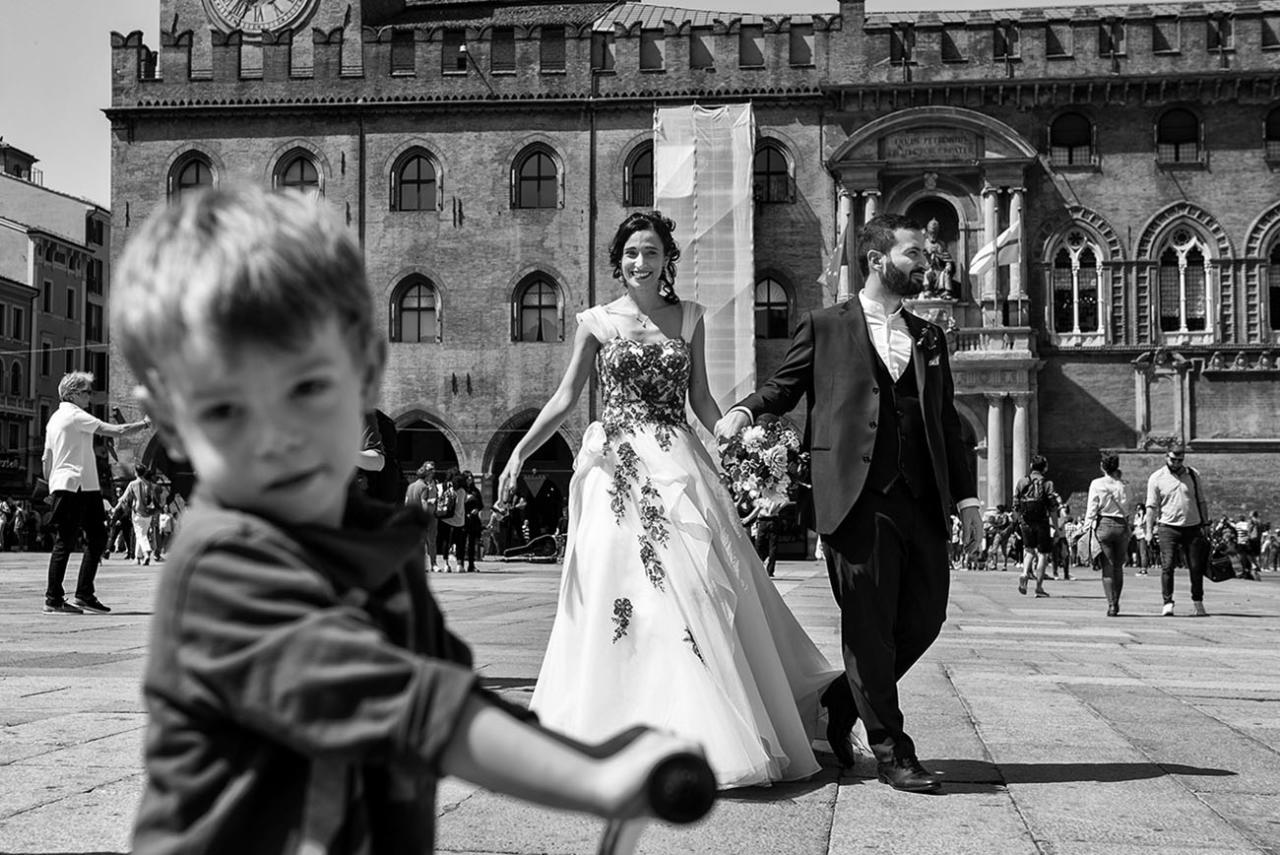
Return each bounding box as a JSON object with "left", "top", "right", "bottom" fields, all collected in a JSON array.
[
  {"left": 1144, "top": 444, "right": 1211, "bottom": 617},
  {"left": 42, "top": 372, "right": 151, "bottom": 615}
]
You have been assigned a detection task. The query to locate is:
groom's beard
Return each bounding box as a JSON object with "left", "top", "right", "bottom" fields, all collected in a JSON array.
[{"left": 882, "top": 263, "right": 925, "bottom": 297}]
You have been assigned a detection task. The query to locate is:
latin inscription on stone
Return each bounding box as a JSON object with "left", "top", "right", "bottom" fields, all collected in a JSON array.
[{"left": 883, "top": 130, "right": 976, "bottom": 162}]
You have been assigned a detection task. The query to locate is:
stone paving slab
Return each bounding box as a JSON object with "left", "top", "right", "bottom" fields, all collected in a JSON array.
[{"left": 0, "top": 552, "right": 1277, "bottom": 854}]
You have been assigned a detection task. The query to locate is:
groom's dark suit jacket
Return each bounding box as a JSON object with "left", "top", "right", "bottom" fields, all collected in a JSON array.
[{"left": 735, "top": 297, "right": 975, "bottom": 536}]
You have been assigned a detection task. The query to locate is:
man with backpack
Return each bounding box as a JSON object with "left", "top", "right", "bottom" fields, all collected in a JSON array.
[{"left": 1014, "top": 455, "right": 1059, "bottom": 598}]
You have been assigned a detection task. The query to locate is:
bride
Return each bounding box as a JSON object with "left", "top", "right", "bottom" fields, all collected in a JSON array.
[{"left": 498, "top": 211, "right": 850, "bottom": 788}]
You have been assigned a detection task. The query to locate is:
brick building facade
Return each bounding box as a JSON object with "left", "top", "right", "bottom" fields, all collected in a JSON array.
[{"left": 108, "top": 0, "right": 1280, "bottom": 524}]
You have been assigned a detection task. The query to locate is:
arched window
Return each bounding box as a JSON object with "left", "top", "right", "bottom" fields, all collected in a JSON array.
[
  {"left": 8, "top": 362, "right": 20, "bottom": 397},
  {"left": 391, "top": 277, "right": 439, "bottom": 343},
  {"left": 624, "top": 143, "right": 653, "bottom": 208},
  {"left": 754, "top": 278, "right": 790, "bottom": 339},
  {"left": 391, "top": 150, "right": 438, "bottom": 212},
  {"left": 1051, "top": 231, "right": 1101, "bottom": 334},
  {"left": 277, "top": 152, "right": 321, "bottom": 193},
  {"left": 1265, "top": 107, "right": 1280, "bottom": 160},
  {"left": 753, "top": 142, "right": 791, "bottom": 203},
  {"left": 1268, "top": 243, "right": 1280, "bottom": 331},
  {"left": 170, "top": 153, "right": 213, "bottom": 201},
  {"left": 512, "top": 147, "right": 559, "bottom": 209},
  {"left": 514, "top": 277, "right": 562, "bottom": 342},
  {"left": 1156, "top": 108, "right": 1201, "bottom": 163},
  {"left": 1158, "top": 229, "right": 1209, "bottom": 333},
  {"left": 1049, "top": 112, "right": 1094, "bottom": 166}
]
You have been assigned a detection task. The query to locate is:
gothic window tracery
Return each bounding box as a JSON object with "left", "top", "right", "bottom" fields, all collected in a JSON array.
[{"left": 1052, "top": 230, "right": 1100, "bottom": 334}]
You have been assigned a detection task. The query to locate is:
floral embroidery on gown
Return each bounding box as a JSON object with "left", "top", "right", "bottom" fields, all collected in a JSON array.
[{"left": 529, "top": 302, "right": 842, "bottom": 788}]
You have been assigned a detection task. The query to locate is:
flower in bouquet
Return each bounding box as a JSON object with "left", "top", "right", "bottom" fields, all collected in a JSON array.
[{"left": 719, "top": 419, "right": 810, "bottom": 511}]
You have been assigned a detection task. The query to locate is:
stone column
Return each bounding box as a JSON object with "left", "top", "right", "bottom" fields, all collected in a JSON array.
[
  {"left": 837, "top": 190, "right": 854, "bottom": 301},
  {"left": 863, "top": 190, "right": 880, "bottom": 221},
  {"left": 981, "top": 184, "right": 1000, "bottom": 303},
  {"left": 985, "top": 393, "right": 1006, "bottom": 509},
  {"left": 1007, "top": 187, "right": 1027, "bottom": 326},
  {"left": 1010, "top": 392, "right": 1031, "bottom": 485}
]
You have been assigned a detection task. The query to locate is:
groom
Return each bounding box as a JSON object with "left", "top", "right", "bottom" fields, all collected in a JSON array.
[{"left": 715, "top": 212, "right": 981, "bottom": 792}]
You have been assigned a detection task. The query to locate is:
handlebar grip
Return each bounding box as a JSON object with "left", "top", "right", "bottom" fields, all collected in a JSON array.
[{"left": 646, "top": 751, "right": 716, "bottom": 825}]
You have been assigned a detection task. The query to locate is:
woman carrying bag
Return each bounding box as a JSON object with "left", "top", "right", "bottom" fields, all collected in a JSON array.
[{"left": 1085, "top": 453, "right": 1134, "bottom": 616}]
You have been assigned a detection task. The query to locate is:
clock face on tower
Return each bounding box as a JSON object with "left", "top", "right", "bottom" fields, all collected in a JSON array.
[{"left": 205, "top": 0, "right": 318, "bottom": 34}]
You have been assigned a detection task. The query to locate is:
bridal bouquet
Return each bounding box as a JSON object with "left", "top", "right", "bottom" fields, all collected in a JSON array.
[{"left": 719, "top": 420, "right": 809, "bottom": 509}]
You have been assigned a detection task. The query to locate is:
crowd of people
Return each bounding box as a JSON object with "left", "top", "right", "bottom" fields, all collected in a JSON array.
[{"left": 954, "top": 450, "right": 1274, "bottom": 616}]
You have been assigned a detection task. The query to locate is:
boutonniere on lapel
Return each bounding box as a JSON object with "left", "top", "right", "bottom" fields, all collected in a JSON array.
[{"left": 915, "top": 324, "right": 943, "bottom": 366}]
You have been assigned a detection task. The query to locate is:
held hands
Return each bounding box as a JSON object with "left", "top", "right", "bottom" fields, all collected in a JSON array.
[
  {"left": 712, "top": 409, "right": 751, "bottom": 444},
  {"left": 960, "top": 505, "right": 983, "bottom": 556},
  {"left": 497, "top": 457, "right": 522, "bottom": 504}
]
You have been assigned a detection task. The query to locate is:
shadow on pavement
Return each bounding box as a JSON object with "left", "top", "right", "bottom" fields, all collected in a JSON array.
[{"left": 930, "top": 759, "right": 1236, "bottom": 788}]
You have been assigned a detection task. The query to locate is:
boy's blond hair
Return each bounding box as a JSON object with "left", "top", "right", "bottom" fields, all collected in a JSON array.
[{"left": 113, "top": 185, "right": 375, "bottom": 380}]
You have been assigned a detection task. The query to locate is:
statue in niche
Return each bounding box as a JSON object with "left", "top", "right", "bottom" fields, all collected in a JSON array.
[
  {"left": 1207, "top": 351, "right": 1226, "bottom": 371},
  {"left": 921, "top": 218, "right": 958, "bottom": 300},
  {"left": 1256, "top": 352, "right": 1275, "bottom": 371},
  {"left": 1233, "top": 351, "right": 1250, "bottom": 370}
]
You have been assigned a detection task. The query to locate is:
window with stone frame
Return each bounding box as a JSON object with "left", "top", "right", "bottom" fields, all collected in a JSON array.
[
  {"left": 754, "top": 278, "right": 790, "bottom": 339},
  {"left": 591, "top": 31, "right": 615, "bottom": 71},
  {"left": 9, "top": 363, "right": 20, "bottom": 397},
  {"left": 170, "top": 153, "right": 213, "bottom": 201},
  {"left": 1268, "top": 243, "right": 1280, "bottom": 332},
  {"left": 993, "top": 22, "right": 1020, "bottom": 60},
  {"left": 753, "top": 142, "right": 791, "bottom": 204},
  {"left": 1045, "top": 21, "right": 1072, "bottom": 57},
  {"left": 890, "top": 24, "right": 915, "bottom": 66},
  {"left": 1156, "top": 108, "right": 1201, "bottom": 163},
  {"left": 276, "top": 152, "right": 321, "bottom": 193},
  {"left": 391, "top": 149, "right": 439, "bottom": 212},
  {"left": 1152, "top": 16, "right": 1180, "bottom": 53},
  {"left": 492, "top": 27, "right": 516, "bottom": 72},
  {"left": 1266, "top": 107, "right": 1280, "bottom": 160},
  {"left": 1097, "top": 20, "right": 1124, "bottom": 57},
  {"left": 640, "top": 29, "right": 665, "bottom": 70},
  {"left": 739, "top": 25, "right": 764, "bottom": 67},
  {"left": 624, "top": 142, "right": 654, "bottom": 208},
  {"left": 541, "top": 25, "right": 566, "bottom": 72},
  {"left": 1158, "top": 230, "right": 1210, "bottom": 333},
  {"left": 390, "top": 30, "right": 415, "bottom": 74},
  {"left": 512, "top": 146, "right": 560, "bottom": 209},
  {"left": 442, "top": 29, "right": 467, "bottom": 74},
  {"left": 1264, "top": 15, "right": 1280, "bottom": 49},
  {"left": 789, "top": 24, "right": 814, "bottom": 66},
  {"left": 514, "top": 276, "right": 562, "bottom": 342},
  {"left": 392, "top": 277, "right": 439, "bottom": 343},
  {"left": 941, "top": 27, "right": 967, "bottom": 62},
  {"left": 1051, "top": 232, "right": 1101, "bottom": 335},
  {"left": 689, "top": 27, "right": 714, "bottom": 69},
  {"left": 1049, "top": 112, "right": 1094, "bottom": 166},
  {"left": 1206, "top": 15, "right": 1234, "bottom": 52}
]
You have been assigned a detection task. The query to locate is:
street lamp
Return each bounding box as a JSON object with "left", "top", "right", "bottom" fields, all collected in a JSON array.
[{"left": 458, "top": 43, "right": 497, "bottom": 98}]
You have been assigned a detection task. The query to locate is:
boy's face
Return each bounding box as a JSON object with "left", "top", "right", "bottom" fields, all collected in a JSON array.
[{"left": 145, "top": 318, "right": 384, "bottom": 529}]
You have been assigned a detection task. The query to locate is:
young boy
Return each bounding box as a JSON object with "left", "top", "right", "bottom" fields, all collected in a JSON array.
[{"left": 114, "top": 185, "right": 697, "bottom": 854}]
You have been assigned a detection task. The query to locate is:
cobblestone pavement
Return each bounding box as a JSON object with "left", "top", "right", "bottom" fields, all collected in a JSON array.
[{"left": 1, "top": 551, "right": 1277, "bottom": 854}]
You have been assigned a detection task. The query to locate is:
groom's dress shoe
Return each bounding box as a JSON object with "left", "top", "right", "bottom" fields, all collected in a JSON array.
[{"left": 877, "top": 756, "right": 942, "bottom": 793}]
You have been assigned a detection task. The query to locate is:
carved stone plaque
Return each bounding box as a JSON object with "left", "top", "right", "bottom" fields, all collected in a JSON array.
[{"left": 883, "top": 129, "right": 977, "bottom": 162}]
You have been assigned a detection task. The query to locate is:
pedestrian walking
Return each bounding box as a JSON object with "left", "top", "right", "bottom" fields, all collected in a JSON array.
[
  {"left": 1145, "top": 444, "right": 1211, "bottom": 617},
  {"left": 114, "top": 464, "right": 161, "bottom": 566},
  {"left": 1085, "top": 453, "right": 1134, "bottom": 616},
  {"left": 41, "top": 371, "right": 150, "bottom": 614},
  {"left": 1014, "top": 455, "right": 1059, "bottom": 598}
]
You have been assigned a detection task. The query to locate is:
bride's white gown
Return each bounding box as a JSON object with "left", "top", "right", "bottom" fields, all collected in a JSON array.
[{"left": 530, "top": 303, "right": 843, "bottom": 788}]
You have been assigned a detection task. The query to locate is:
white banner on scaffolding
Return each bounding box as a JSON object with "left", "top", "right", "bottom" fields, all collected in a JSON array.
[{"left": 653, "top": 104, "right": 757, "bottom": 419}]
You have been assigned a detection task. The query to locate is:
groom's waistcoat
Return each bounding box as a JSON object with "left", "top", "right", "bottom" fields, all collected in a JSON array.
[{"left": 865, "top": 351, "right": 931, "bottom": 499}]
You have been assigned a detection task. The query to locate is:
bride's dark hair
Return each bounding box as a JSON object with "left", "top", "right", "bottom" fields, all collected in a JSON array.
[{"left": 608, "top": 211, "right": 682, "bottom": 304}]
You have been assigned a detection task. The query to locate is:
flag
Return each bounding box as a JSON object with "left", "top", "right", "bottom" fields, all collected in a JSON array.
[
  {"left": 968, "top": 216, "right": 1021, "bottom": 278},
  {"left": 819, "top": 214, "right": 850, "bottom": 294}
]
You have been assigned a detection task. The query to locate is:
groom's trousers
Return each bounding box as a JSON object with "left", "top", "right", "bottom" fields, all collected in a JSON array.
[{"left": 822, "top": 480, "right": 950, "bottom": 764}]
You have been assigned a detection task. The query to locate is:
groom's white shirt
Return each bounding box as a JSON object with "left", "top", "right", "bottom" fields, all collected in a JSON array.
[{"left": 858, "top": 292, "right": 912, "bottom": 381}]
